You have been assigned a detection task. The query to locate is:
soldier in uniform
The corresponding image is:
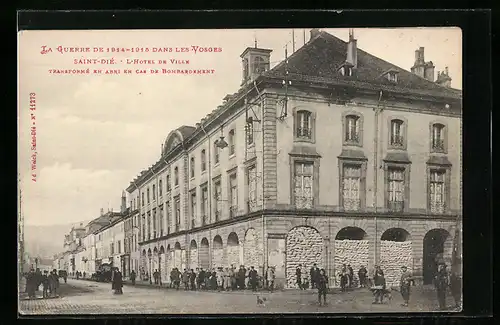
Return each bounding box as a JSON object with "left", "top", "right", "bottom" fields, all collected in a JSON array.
[{"left": 399, "top": 266, "right": 413, "bottom": 307}]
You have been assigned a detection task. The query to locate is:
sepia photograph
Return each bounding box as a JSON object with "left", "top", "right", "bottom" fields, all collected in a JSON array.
[{"left": 18, "top": 27, "right": 462, "bottom": 314}]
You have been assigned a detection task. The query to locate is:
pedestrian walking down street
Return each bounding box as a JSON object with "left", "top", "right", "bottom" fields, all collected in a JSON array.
[
  {"left": 296, "top": 265, "right": 302, "bottom": 290},
  {"left": 42, "top": 271, "right": 50, "bottom": 298},
  {"left": 399, "top": 266, "right": 413, "bottom": 307},
  {"left": 358, "top": 266, "right": 367, "bottom": 288},
  {"left": 372, "top": 266, "right": 386, "bottom": 304},
  {"left": 189, "top": 269, "right": 196, "bottom": 290},
  {"left": 317, "top": 269, "right": 328, "bottom": 306},
  {"left": 267, "top": 266, "right": 275, "bottom": 292},
  {"left": 111, "top": 268, "right": 123, "bottom": 295},
  {"left": 130, "top": 270, "right": 136, "bottom": 285},
  {"left": 435, "top": 263, "right": 449, "bottom": 310},
  {"left": 310, "top": 263, "right": 319, "bottom": 289}
]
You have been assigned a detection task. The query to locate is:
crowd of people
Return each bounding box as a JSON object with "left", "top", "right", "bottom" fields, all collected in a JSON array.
[
  {"left": 38, "top": 261, "right": 460, "bottom": 310},
  {"left": 140, "top": 265, "right": 277, "bottom": 292},
  {"left": 23, "top": 268, "right": 60, "bottom": 299}
]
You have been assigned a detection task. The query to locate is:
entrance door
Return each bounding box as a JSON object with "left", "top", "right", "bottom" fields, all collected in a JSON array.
[{"left": 423, "top": 229, "right": 450, "bottom": 284}]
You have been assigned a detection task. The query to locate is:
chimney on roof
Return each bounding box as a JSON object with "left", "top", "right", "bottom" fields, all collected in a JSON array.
[
  {"left": 310, "top": 28, "right": 320, "bottom": 41},
  {"left": 436, "top": 66, "right": 452, "bottom": 88},
  {"left": 121, "top": 190, "right": 126, "bottom": 213},
  {"left": 411, "top": 47, "right": 435, "bottom": 81},
  {"left": 346, "top": 29, "right": 358, "bottom": 69},
  {"left": 100, "top": 208, "right": 104, "bottom": 216}
]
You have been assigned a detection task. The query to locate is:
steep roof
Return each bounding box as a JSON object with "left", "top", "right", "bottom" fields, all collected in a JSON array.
[{"left": 264, "top": 31, "right": 461, "bottom": 100}]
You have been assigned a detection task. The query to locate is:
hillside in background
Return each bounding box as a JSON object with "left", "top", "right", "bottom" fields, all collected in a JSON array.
[{"left": 23, "top": 220, "right": 92, "bottom": 259}]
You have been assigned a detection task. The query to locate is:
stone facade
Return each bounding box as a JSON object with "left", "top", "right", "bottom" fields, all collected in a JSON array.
[
  {"left": 334, "top": 239, "right": 370, "bottom": 287},
  {"left": 243, "top": 228, "right": 261, "bottom": 268},
  {"left": 379, "top": 240, "right": 413, "bottom": 287},
  {"left": 189, "top": 248, "right": 198, "bottom": 269},
  {"left": 285, "top": 226, "right": 324, "bottom": 288},
  {"left": 226, "top": 245, "right": 241, "bottom": 268}
]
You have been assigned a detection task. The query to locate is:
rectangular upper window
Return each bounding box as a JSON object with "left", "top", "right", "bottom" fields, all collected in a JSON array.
[{"left": 293, "top": 162, "right": 314, "bottom": 209}]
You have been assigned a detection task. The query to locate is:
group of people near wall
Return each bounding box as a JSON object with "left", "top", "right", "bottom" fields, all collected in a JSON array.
[
  {"left": 139, "top": 265, "right": 277, "bottom": 292},
  {"left": 23, "top": 268, "right": 60, "bottom": 299},
  {"left": 295, "top": 263, "right": 329, "bottom": 306}
]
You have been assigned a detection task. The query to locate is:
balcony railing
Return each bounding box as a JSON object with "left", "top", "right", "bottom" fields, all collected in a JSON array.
[
  {"left": 387, "top": 200, "right": 405, "bottom": 213},
  {"left": 390, "top": 135, "right": 404, "bottom": 147},
  {"left": 343, "top": 198, "right": 361, "bottom": 211},
  {"left": 296, "top": 127, "right": 312, "bottom": 139},
  {"left": 345, "top": 133, "right": 360, "bottom": 144},
  {"left": 432, "top": 139, "right": 445, "bottom": 152},
  {"left": 229, "top": 206, "right": 237, "bottom": 218},
  {"left": 430, "top": 202, "right": 446, "bottom": 214}
]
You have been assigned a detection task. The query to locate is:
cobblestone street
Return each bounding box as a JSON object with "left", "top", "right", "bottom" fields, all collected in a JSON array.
[{"left": 18, "top": 279, "right": 459, "bottom": 314}]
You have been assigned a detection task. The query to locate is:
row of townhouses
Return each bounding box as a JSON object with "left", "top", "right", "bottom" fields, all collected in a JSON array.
[{"left": 54, "top": 29, "right": 462, "bottom": 289}]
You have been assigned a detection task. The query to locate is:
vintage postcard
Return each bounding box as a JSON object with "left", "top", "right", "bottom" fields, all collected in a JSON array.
[{"left": 18, "top": 27, "right": 462, "bottom": 314}]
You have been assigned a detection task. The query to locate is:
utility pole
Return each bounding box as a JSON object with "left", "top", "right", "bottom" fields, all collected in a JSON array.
[{"left": 292, "top": 29, "right": 295, "bottom": 52}]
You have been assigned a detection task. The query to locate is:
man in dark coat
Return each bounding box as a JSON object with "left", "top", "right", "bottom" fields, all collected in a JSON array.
[
  {"left": 112, "top": 269, "right": 123, "bottom": 295},
  {"left": 435, "top": 263, "right": 449, "bottom": 310},
  {"left": 340, "top": 264, "right": 348, "bottom": 292},
  {"left": 130, "top": 270, "right": 136, "bottom": 285},
  {"left": 189, "top": 269, "right": 196, "bottom": 290},
  {"left": 347, "top": 265, "right": 354, "bottom": 288},
  {"left": 26, "top": 269, "right": 36, "bottom": 299},
  {"left": 248, "top": 266, "right": 258, "bottom": 292},
  {"left": 358, "top": 266, "right": 367, "bottom": 288},
  {"left": 317, "top": 269, "right": 329, "bottom": 306},
  {"left": 310, "top": 263, "right": 319, "bottom": 289},
  {"left": 49, "top": 269, "right": 59, "bottom": 297},
  {"left": 238, "top": 266, "right": 246, "bottom": 290},
  {"left": 372, "top": 265, "right": 386, "bottom": 304},
  {"left": 296, "top": 265, "right": 303, "bottom": 290},
  {"left": 42, "top": 271, "right": 50, "bottom": 298}
]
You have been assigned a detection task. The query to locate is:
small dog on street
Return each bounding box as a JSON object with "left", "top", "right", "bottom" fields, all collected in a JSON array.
[{"left": 256, "top": 295, "right": 267, "bottom": 307}]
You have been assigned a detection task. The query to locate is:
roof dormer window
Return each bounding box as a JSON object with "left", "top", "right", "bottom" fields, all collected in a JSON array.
[
  {"left": 339, "top": 62, "right": 354, "bottom": 77},
  {"left": 384, "top": 69, "right": 399, "bottom": 83}
]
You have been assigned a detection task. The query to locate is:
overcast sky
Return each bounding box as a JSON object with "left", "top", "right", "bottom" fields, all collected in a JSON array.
[{"left": 18, "top": 28, "right": 462, "bottom": 226}]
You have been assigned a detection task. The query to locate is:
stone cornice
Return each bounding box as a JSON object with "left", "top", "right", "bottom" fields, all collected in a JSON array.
[{"left": 138, "top": 208, "right": 460, "bottom": 246}]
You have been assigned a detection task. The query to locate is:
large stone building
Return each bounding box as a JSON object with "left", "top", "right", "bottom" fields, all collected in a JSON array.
[{"left": 87, "top": 29, "right": 460, "bottom": 289}]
